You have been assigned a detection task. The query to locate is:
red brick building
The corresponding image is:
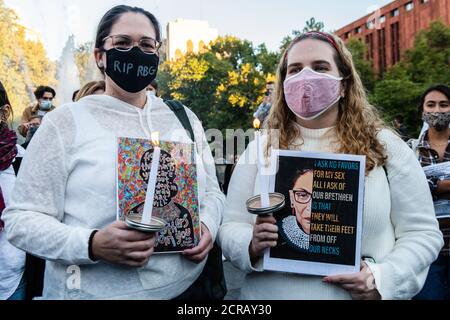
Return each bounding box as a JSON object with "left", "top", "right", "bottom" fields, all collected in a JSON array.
[{"left": 335, "top": 0, "right": 450, "bottom": 74}]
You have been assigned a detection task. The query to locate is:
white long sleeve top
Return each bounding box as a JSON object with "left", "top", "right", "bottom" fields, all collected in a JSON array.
[{"left": 3, "top": 94, "right": 225, "bottom": 300}]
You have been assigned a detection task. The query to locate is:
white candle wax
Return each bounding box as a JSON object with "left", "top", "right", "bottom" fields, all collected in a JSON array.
[
  {"left": 142, "top": 146, "right": 161, "bottom": 225},
  {"left": 255, "top": 130, "right": 270, "bottom": 207}
]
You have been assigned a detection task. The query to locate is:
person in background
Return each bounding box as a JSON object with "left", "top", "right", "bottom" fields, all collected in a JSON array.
[
  {"left": 3, "top": 5, "right": 224, "bottom": 300},
  {"left": 21, "top": 116, "right": 42, "bottom": 150},
  {"left": 18, "top": 86, "right": 56, "bottom": 137},
  {"left": 393, "top": 115, "right": 410, "bottom": 142},
  {"left": 74, "top": 81, "right": 106, "bottom": 101},
  {"left": 146, "top": 80, "right": 158, "bottom": 97},
  {"left": 409, "top": 84, "right": 450, "bottom": 300},
  {"left": 218, "top": 31, "right": 443, "bottom": 300},
  {"left": 72, "top": 90, "right": 80, "bottom": 102},
  {"left": 253, "top": 81, "right": 275, "bottom": 124},
  {"left": 0, "top": 80, "right": 26, "bottom": 300}
]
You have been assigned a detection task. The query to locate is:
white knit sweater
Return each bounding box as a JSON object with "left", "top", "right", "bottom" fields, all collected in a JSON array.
[
  {"left": 218, "top": 124, "right": 444, "bottom": 300},
  {"left": 3, "top": 94, "right": 225, "bottom": 300}
]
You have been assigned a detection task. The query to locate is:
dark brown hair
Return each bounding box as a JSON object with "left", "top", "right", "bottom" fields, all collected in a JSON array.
[
  {"left": 418, "top": 84, "right": 450, "bottom": 116},
  {"left": 0, "top": 81, "right": 13, "bottom": 124},
  {"left": 34, "top": 86, "right": 56, "bottom": 100}
]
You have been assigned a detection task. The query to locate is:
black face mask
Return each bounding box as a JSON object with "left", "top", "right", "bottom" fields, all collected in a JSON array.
[{"left": 105, "top": 47, "right": 159, "bottom": 93}]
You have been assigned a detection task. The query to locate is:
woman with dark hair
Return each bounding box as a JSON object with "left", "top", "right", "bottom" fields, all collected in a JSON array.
[
  {"left": 409, "top": 84, "right": 450, "bottom": 300},
  {"left": 18, "top": 86, "right": 56, "bottom": 137},
  {"left": 0, "top": 81, "right": 26, "bottom": 300},
  {"left": 3, "top": 5, "right": 224, "bottom": 300}
]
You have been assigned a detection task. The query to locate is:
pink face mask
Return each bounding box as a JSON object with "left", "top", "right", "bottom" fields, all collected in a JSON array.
[{"left": 284, "top": 67, "right": 343, "bottom": 120}]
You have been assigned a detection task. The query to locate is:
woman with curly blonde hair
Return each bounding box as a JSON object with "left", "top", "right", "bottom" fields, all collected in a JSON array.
[{"left": 218, "top": 31, "right": 443, "bottom": 300}]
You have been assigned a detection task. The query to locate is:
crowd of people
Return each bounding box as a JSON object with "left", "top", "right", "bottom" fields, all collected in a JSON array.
[{"left": 0, "top": 4, "right": 449, "bottom": 301}]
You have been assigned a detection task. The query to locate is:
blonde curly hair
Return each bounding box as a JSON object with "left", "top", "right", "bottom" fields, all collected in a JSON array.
[{"left": 265, "top": 32, "right": 387, "bottom": 172}]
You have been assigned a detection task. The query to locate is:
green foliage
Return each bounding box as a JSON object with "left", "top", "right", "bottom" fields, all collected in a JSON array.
[
  {"left": 160, "top": 18, "right": 447, "bottom": 137},
  {"left": 75, "top": 42, "right": 94, "bottom": 85},
  {"left": 0, "top": 1, "right": 56, "bottom": 125},
  {"left": 372, "top": 79, "right": 425, "bottom": 135},
  {"left": 279, "top": 30, "right": 303, "bottom": 52},
  {"left": 303, "top": 17, "right": 325, "bottom": 33},
  {"left": 346, "top": 38, "right": 376, "bottom": 92},
  {"left": 255, "top": 43, "right": 279, "bottom": 75},
  {"left": 160, "top": 17, "right": 340, "bottom": 133},
  {"left": 159, "top": 36, "right": 275, "bottom": 131}
]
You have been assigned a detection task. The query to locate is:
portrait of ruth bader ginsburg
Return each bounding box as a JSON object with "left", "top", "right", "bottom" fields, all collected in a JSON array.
[
  {"left": 127, "top": 147, "right": 196, "bottom": 250},
  {"left": 279, "top": 168, "right": 314, "bottom": 253}
]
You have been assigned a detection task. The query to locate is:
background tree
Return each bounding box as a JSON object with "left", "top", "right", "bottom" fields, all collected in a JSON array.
[
  {"left": 372, "top": 78, "right": 424, "bottom": 134},
  {"left": 255, "top": 43, "right": 279, "bottom": 75},
  {"left": 403, "top": 20, "right": 450, "bottom": 85},
  {"left": 74, "top": 42, "right": 95, "bottom": 85},
  {"left": 280, "top": 17, "right": 325, "bottom": 52},
  {"left": 371, "top": 20, "right": 450, "bottom": 137}
]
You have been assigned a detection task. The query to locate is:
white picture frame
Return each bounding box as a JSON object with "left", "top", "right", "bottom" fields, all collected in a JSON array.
[{"left": 264, "top": 149, "right": 366, "bottom": 276}]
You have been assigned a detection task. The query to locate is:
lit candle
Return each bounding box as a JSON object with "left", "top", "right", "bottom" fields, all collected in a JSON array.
[
  {"left": 254, "top": 119, "right": 270, "bottom": 208},
  {"left": 142, "top": 132, "right": 161, "bottom": 225}
]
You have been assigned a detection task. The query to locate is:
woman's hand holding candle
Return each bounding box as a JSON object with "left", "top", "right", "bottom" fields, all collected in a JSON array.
[{"left": 249, "top": 215, "right": 279, "bottom": 264}]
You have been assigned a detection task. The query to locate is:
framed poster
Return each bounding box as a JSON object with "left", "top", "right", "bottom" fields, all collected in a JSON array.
[
  {"left": 117, "top": 137, "right": 201, "bottom": 253},
  {"left": 265, "top": 150, "right": 366, "bottom": 276}
]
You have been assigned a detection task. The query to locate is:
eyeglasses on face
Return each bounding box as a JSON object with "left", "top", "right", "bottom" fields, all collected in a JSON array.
[
  {"left": 103, "top": 35, "right": 161, "bottom": 54},
  {"left": 290, "top": 189, "right": 312, "bottom": 204}
]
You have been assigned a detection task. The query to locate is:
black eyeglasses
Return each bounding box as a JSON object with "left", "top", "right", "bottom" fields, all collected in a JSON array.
[
  {"left": 103, "top": 35, "right": 161, "bottom": 54},
  {"left": 290, "top": 189, "right": 312, "bottom": 204}
]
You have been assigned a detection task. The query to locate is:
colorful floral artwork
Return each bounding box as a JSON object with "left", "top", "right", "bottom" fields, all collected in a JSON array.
[{"left": 117, "top": 137, "right": 200, "bottom": 253}]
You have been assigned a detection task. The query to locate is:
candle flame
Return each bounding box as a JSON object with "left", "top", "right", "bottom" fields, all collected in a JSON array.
[
  {"left": 253, "top": 119, "right": 261, "bottom": 130},
  {"left": 151, "top": 132, "right": 160, "bottom": 147}
]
